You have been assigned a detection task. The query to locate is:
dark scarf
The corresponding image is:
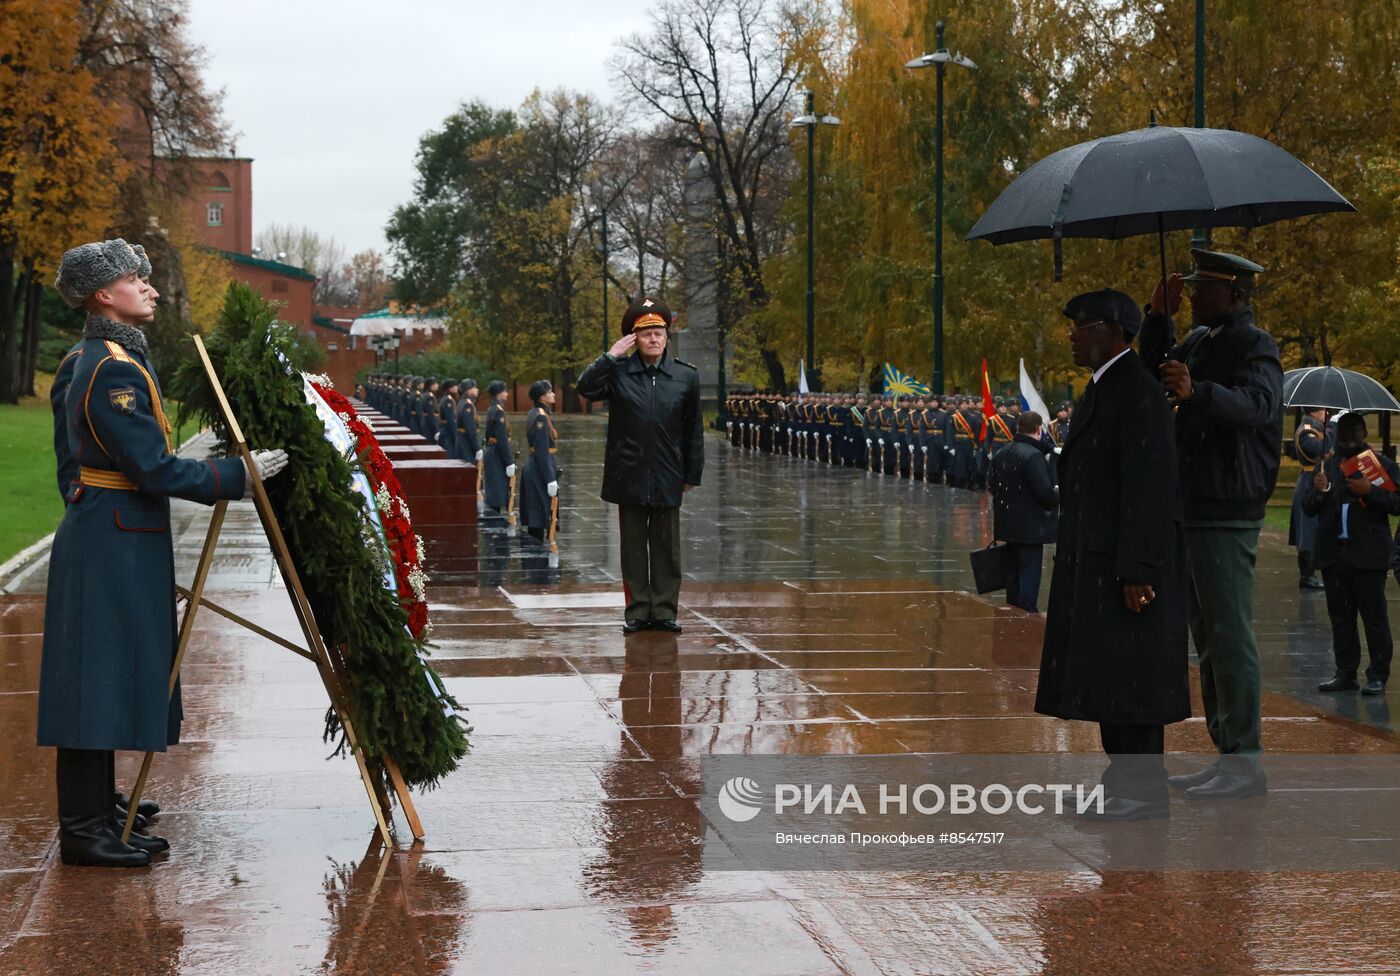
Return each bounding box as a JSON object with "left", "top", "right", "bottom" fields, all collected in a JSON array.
[{"left": 83, "top": 314, "right": 149, "bottom": 356}]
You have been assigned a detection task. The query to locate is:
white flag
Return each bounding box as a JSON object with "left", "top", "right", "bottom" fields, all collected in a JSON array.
[{"left": 1018, "top": 358, "right": 1050, "bottom": 421}]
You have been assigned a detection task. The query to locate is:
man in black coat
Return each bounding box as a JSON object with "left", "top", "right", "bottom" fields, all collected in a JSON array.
[
  {"left": 1303, "top": 412, "right": 1400, "bottom": 695},
  {"left": 577, "top": 296, "right": 704, "bottom": 634},
  {"left": 989, "top": 411, "right": 1059, "bottom": 613},
  {"left": 1036, "top": 289, "right": 1189, "bottom": 822},
  {"left": 1139, "top": 248, "right": 1283, "bottom": 800}
]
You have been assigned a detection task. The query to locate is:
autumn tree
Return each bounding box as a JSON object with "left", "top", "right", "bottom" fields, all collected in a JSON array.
[{"left": 0, "top": 0, "right": 127, "bottom": 403}]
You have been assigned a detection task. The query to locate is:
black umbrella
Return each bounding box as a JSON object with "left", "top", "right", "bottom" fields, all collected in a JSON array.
[
  {"left": 967, "top": 123, "right": 1355, "bottom": 281},
  {"left": 1283, "top": 367, "right": 1400, "bottom": 413}
]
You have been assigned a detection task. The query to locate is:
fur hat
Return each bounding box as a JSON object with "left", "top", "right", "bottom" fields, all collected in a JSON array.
[{"left": 54, "top": 239, "right": 150, "bottom": 309}]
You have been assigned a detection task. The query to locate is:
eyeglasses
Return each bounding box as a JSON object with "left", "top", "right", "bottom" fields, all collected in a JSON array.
[{"left": 1065, "top": 318, "right": 1107, "bottom": 339}]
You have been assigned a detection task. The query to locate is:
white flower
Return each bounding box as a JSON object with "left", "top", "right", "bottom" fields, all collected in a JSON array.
[
  {"left": 304, "top": 372, "right": 332, "bottom": 387},
  {"left": 397, "top": 497, "right": 411, "bottom": 522},
  {"left": 374, "top": 484, "right": 392, "bottom": 512},
  {"left": 416, "top": 535, "right": 426, "bottom": 563},
  {"left": 422, "top": 620, "right": 434, "bottom": 638},
  {"left": 407, "top": 566, "right": 428, "bottom": 603}
]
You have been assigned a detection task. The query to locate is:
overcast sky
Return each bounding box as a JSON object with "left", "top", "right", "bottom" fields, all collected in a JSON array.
[{"left": 187, "top": 0, "right": 656, "bottom": 258}]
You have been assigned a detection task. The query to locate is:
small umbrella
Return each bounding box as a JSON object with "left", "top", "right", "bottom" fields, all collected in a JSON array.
[
  {"left": 1283, "top": 366, "right": 1400, "bottom": 413},
  {"left": 967, "top": 122, "right": 1355, "bottom": 281}
]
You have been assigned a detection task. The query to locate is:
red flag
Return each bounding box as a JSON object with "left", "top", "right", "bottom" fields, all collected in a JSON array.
[{"left": 980, "top": 359, "right": 995, "bottom": 443}]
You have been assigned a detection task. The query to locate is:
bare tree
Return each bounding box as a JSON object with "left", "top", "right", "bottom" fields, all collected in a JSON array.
[
  {"left": 255, "top": 224, "right": 350, "bottom": 304},
  {"left": 612, "top": 0, "right": 817, "bottom": 388}
]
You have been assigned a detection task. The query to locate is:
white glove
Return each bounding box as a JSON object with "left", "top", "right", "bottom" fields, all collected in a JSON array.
[
  {"left": 922, "top": 447, "right": 929, "bottom": 454},
  {"left": 547, "top": 480, "right": 558, "bottom": 497},
  {"left": 243, "top": 449, "right": 288, "bottom": 499},
  {"left": 506, "top": 464, "right": 517, "bottom": 478},
  {"left": 435, "top": 430, "right": 443, "bottom": 444},
  {"left": 475, "top": 450, "right": 484, "bottom": 464}
]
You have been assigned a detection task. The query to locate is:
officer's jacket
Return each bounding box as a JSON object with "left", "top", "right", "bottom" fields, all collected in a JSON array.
[
  {"left": 420, "top": 392, "right": 439, "bottom": 438},
  {"left": 1139, "top": 306, "right": 1284, "bottom": 521},
  {"left": 577, "top": 347, "right": 704, "bottom": 508},
  {"left": 484, "top": 402, "right": 512, "bottom": 467},
  {"left": 51, "top": 341, "right": 84, "bottom": 498},
  {"left": 39, "top": 319, "right": 245, "bottom": 753},
  {"left": 438, "top": 394, "right": 457, "bottom": 448}
]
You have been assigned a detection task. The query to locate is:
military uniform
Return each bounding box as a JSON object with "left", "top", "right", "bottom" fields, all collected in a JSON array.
[
  {"left": 482, "top": 398, "right": 513, "bottom": 512},
  {"left": 437, "top": 383, "right": 457, "bottom": 455},
  {"left": 454, "top": 385, "right": 481, "bottom": 462},
  {"left": 1139, "top": 249, "right": 1283, "bottom": 792},
  {"left": 520, "top": 402, "right": 559, "bottom": 539}
]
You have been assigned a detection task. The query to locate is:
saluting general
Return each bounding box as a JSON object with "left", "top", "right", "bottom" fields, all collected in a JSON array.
[
  {"left": 577, "top": 296, "right": 704, "bottom": 634},
  {"left": 42, "top": 239, "right": 288, "bottom": 866}
]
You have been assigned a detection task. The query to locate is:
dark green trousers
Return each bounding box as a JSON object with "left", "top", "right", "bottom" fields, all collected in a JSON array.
[
  {"left": 1184, "top": 523, "right": 1263, "bottom": 770},
  {"left": 619, "top": 504, "right": 682, "bottom": 623}
]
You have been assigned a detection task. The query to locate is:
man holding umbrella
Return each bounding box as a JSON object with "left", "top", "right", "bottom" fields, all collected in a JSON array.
[{"left": 1139, "top": 248, "right": 1284, "bottom": 800}]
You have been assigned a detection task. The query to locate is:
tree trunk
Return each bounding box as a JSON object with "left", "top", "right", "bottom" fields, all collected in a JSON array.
[
  {"left": 20, "top": 276, "right": 43, "bottom": 397},
  {"left": 0, "top": 253, "right": 18, "bottom": 404}
]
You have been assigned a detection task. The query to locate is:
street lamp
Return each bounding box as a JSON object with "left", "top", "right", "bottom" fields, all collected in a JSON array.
[
  {"left": 789, "top": 91, "right": 839, "bottom": 391},
  {"left": 906, "top": 21, "right": 976, "bottom": 396}
]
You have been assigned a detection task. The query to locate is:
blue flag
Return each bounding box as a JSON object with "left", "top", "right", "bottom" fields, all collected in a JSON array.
[{"left": 882, "top": 363, "right": 931, "bottom": 397}]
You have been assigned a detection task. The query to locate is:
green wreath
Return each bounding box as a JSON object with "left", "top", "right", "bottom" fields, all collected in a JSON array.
[{"left": 173, "top": 283, "right": 469, "bottom": 789}]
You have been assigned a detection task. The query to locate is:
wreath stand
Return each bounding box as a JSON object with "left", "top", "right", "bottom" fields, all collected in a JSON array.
[{"left": 120, "top": 335, "right": 425, "bottom": 848}]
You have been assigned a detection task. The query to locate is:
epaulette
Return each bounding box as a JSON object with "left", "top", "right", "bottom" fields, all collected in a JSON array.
[{"left": 673, "top": 358, "right": 698, "bottom": 370}]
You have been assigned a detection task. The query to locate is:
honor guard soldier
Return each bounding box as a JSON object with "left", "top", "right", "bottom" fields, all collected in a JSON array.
[
  {"left": 1049, "top": 401, "right": 1072, "bottom": 447},
  {"left": 42, "top": 239, "right": 287, "bottom": 866},
  {"left": 948, "top": 397, "right": 983, "bottom": 488},
  {"left": 1140, "top": 248, "right": 1283, "bottom": 800},
  {"left": 482, "top": 380, "right": 515, "bottom": 515},
  {"left": 520, "top": 380, "right": 560, "bottom": 542},
  {"left": 420, "top": 378, "right": 441, "bottom": 441},
  {"left": 455, "top": 379, "right": 482, "bottom": 465},
  {"left": 1290, "top": 407, "right": 1332, "bottom": 590},
  {"left": 437, "top": 379, "right": 458, "bottom": 454}
]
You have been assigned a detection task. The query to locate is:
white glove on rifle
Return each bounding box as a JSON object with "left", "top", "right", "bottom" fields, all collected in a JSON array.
[
  {"left": 475, "top": 450, "right": 484, "bottom": 464},
  {"left": 435, "top": 430, "right": 443, "bottom": 444},
  {"left": 547, "top": 481, "right": 558, "bottom": 498},
  {"left": 242, "top": 449, "right": 289, "bottom": 499},
  {"left": 506, "top": 464, "right": 517, "bottom": 478}
]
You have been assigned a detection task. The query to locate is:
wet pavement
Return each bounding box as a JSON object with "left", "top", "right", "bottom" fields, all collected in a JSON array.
[{"left": 2, "top": 415, "right": 1399, "bottom": 974}]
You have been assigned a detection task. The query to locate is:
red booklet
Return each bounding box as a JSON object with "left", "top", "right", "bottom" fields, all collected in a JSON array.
[{"left": 1340, "top": 449, "right": 1396, "bottom": 492}]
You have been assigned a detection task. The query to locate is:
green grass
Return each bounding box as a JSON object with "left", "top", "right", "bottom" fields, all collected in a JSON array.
[{"left": 0, "top": 402, "right": 64, "bottom": 565}]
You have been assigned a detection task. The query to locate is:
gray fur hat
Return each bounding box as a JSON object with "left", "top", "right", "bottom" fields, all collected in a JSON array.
[{"left": 54, "top": 239, "right": 151, "bottom": 309}]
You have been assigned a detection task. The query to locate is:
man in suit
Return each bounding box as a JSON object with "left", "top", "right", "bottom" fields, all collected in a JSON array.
[
  {"left": 989, "top": 411, "right": 1059, "bottom": 613},
  {"left": 1036, "top": 289, "right": 1189, "bottom": 822},
  {"left": 1303, "top": 412, "right": 1400, "bottom": 695}
]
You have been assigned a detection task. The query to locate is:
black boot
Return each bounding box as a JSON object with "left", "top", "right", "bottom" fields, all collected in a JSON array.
[
  {"left": 1298, "top": 552, "right": 1324, "bottom": 590},
  {"left": 59, "top": 815, "right": 150, "bottom": 867},
  {"left": 57, "top": 749, "right": 149, "bottom": 868},
  {"left": 114, "top": 790, "right": 161, "bottom": 819}
]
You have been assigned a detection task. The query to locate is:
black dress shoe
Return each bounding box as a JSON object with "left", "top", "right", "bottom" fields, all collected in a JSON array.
[
  {"left": 1078, "top": 796, "right": 1169, "bottom": 822},
  {"left": 622, "top": 619, "right": 645, "bottom": 634},
  {"left": 59, "top": 816, "right": 150, "bottom": 868},
  {"left": 651, "top": 619, "right": 682, "bottom": 633},
  {"left": 1167, "top": 764, "right": 1220, "bottom": 791},
  {"left": 1318, "top": 673, "right": 1360, "bottom": 692},
  {"left": 115, "top": 790, "right": 160, "bottom": 819},
  {"left": 1362, "top": 679, "right": 1387, "bottom": 696},
  {"left": 1185, "top": 769, "right": 1268, "bottom": 800},
  {"left": 1298, "top": 576, "right": 1325, "bottom": 590}
]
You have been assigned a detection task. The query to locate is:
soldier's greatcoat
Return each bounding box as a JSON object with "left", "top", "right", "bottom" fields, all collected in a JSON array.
[
  {"left": 40, "top": 318, "right": 246, "bottom": 752},
  {"left": 482, "top": 402, "right": 513, "bottom": 510},
  {"left": 520, "top": 405, "right": 559, "bottom": 532}
]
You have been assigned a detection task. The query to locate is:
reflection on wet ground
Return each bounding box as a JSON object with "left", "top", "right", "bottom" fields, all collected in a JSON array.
[{"left": 2, "top": 417, "right": 1398, "bottom": 974}]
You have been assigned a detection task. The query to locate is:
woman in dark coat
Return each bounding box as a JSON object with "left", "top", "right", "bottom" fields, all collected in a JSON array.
[
  {"left": 481, "top": 380, "right": 514, "bottom": 514},
  {"left": 1036, "top": 289, "right": 1188, "bottom": 821},
  {"left": 519, "top": 380, "right": 559, "bottom": 541}
]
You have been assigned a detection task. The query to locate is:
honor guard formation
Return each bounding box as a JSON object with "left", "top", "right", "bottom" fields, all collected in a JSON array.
[{"left": 723, "top": 390, "right": 1074, "bottom": 490}]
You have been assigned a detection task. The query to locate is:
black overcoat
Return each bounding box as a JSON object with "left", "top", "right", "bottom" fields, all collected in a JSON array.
[
  {"left": 1034, "top": 349, "right": 1190, "bottom": 726},
  {"left": 519, "top": 406, "right": 559, "bottom": 531}
]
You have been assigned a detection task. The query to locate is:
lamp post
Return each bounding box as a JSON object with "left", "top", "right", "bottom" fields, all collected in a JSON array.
[
  {"left": 1192, "top": 0, "right": 1208, "bottom": 250},
  {"left": 582, "top": 187, "right": 611, "bottom": 354},
  {"left": 906, "top": 22, "right": 976, "bottom": 396},
  {"left": 789, "top": 91, "right": 839, "bottom": 390}
]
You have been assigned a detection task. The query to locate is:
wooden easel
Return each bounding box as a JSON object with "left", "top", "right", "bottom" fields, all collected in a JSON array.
[{"left": 121, "top": 335, "right": 425, "bottom": 847}]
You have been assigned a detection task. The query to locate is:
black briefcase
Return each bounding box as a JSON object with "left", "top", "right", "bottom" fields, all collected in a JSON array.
[{"left": 969, "top": 542, "right": 1009, "bottom": 594}]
